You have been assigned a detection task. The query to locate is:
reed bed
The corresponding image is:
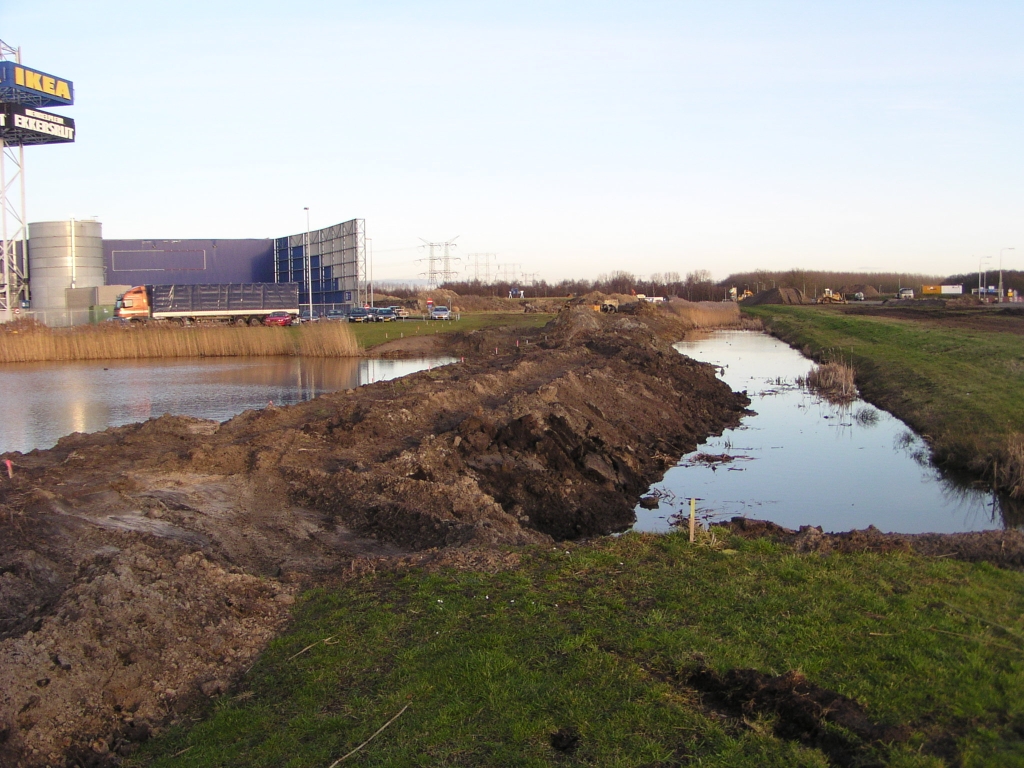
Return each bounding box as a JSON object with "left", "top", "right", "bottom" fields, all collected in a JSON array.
[
  {"left": 665, "top": 300, "right": 746, "bottom": 329},
  {"left": 798, "top": 361, "right": 858, "bottom": 404},
  {"left": 0, "top": 321, "right": 359, "bottom": 363},
  {"left": 1000, "top": 433, "right": 1024, "bottom": 499}
]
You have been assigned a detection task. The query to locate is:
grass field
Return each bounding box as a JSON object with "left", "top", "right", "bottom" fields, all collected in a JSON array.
[
  {"left": 742, "top": 305, "right": 1024, "bottom": 496},
  {"left": 130, "top": 532, "right": 1024, "bottom": 767},
  {"left": 346, "top": 312, "right": 554, "bottom": 348}
]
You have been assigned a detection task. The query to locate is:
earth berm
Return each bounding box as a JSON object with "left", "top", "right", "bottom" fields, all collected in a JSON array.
[{"left": 0, "top": 306, "right": 749, "bottom": 767}]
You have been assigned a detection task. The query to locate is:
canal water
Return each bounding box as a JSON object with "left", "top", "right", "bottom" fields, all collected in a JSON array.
[
  {"left": 634, "top": 331, "right": 1018, "bottom": 535},
  {"left": 0, "top": 356, "right": 454, "bottom": 455}
]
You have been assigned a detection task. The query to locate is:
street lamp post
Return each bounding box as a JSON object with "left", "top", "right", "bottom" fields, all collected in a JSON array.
[
  {"left": 1000, "top": 248, "right": 1014, "bottom": 303},
  {"left": 304, "top": 207, "right": 312, "bottom": 320}
]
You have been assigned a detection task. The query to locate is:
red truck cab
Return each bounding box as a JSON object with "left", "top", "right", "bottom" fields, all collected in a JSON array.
[{"left": 115, "top": 286, "right": 151, "bottom": 320}]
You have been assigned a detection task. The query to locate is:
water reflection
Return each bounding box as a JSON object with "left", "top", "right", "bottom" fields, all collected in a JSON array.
[
  {"left": 634, "top": 331, "right": 1017, "bottom": 534},
  {"left": 0, "top": 356, "right": 453, "bottom": 455}
]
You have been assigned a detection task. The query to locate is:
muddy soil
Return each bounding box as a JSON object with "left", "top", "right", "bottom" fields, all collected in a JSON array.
[
  {"left": 0, "top": 307, "right": 749, "bottom": 767},
  {"left": 725, "top": 517, "right": 1024, "bottom": 569},
  {"left": 688, "top": 665, "right": 909, "bottom": 767}
]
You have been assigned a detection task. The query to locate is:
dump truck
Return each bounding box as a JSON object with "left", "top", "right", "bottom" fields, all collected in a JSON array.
[{"left": 115, "top": 284, "right": 300, "bottom": 325}]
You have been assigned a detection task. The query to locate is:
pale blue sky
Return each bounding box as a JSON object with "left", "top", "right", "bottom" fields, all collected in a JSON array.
[{"left": 2, "top": 1, "right": 1022, "bottom": 281}]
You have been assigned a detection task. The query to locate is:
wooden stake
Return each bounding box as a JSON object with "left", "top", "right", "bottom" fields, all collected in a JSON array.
[{"left": 689, "top": 497, "right": 696, "bottom": 543}]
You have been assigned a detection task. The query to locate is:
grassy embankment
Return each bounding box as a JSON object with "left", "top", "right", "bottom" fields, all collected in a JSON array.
[
  {"left": 347, "top": 312, "right": 554, "bottom": 348},
  {"left": 131, "top": 531, "right": 1024, "bottom": 767},
  {"left": 743, "top": 305, "right": 1024, "bottom": 497}
]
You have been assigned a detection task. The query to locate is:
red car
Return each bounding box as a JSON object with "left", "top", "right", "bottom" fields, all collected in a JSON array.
[{"left": 263, "top": 311, "right": 293, "bottom": 326}]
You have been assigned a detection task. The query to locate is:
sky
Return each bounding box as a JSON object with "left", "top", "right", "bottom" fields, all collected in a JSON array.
[{"left": 2, "top": 1, "right": 1022, "bottom": 282}]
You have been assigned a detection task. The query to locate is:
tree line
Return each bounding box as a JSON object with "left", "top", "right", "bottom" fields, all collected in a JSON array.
[{"left": 376, "top": 267, "right": 1024, "bottom": 301}]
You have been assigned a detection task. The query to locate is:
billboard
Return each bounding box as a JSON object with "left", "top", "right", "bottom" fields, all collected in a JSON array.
[
  {"left": 0, "top": 103, "right": 75, "bottom": 145},
  {"left": 0, "top": 62, "right": 74, "bottom": 106}
]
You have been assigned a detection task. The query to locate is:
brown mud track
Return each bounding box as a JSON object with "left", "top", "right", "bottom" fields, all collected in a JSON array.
[
  {"left": 688, "top": 665, "right": 909, "bottom": 768},
  {"left": 0, "top": 307, "right": 748, "bottom": 766}
]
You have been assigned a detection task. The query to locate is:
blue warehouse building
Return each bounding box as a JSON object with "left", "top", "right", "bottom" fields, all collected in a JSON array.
[
  {"left": 101, "top": 218, "right": 367, "bottom": 312},
  {"left": 103, "top": 238, "right": 275, "bottom": 286}
]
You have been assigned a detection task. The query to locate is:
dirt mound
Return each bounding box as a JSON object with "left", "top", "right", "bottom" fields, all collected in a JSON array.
[
  {"left": 724, "top": 518, "right": 1024, "bottom": 569},
  {"left": 741, "top": 287, "right": 809, "bottom": 306},
  {"left": 0, "top": 305, "right": 749, "bottom": 766},
  {"left": 839, "top": 284, "right": 880, "bottom": 297}
]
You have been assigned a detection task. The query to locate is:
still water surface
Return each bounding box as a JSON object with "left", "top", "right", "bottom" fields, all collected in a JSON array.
[
  {"left": 0, "top": 356, "right": 453, "bottom": 455},
  {"left": 634, "top": 331, "right": 1016, "bottom": 535}
]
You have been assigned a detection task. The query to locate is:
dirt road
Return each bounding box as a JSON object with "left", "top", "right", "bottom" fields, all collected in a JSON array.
[{"left": 0, "top": 306, "right": 749, "bottom": 767}]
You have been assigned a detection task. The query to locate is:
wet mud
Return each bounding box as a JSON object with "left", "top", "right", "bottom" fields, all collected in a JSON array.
[
  {"left": 688, "top": 665, "right": 909, "bottom": 768},
  {"left": 0, "top": 307, "right": 748, "bottom": 766}
]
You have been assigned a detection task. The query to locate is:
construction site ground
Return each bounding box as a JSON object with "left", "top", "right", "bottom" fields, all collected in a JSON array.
[
  {"left": 4, "top": 304, "right": 1024, "bottom": 767},
  {"left": 0, "top": 306, "right": 749, "bottom": 766}
]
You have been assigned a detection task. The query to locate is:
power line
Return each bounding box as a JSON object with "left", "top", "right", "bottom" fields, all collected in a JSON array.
[
  {"left": 417, "top": 237, "right": 460, "bottom": 288},
  {"left": 465, "top": 253, "right": 497, "bottom": 283}
]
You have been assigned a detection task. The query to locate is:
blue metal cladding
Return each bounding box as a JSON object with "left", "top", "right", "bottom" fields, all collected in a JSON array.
[
  {"left": 273, "top": 219, "right": 364, "bottom": 308},
  {"left": 103, "top": 239, "right": 274, "bottom": 287},
  {"left": 0, "top": 62, "right": 74, "bottom": 107}
]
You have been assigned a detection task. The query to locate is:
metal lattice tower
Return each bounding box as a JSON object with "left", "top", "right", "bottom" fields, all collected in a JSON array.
[
  {"left": 0, "top": 38, "right": 28, "bottom": 321},
  {"left": 466, "top": 252, "right": 497, "bottom": 283},
  {"left": 497, "top": 263, "right": 520, "bottom": 284},
  {"left": 418, "top": 237, "right": 460, "bottom": 288}
]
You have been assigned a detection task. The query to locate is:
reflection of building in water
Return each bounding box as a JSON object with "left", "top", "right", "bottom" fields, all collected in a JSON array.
[{"left": 0, "top": 356, "right": 452, "bottom": 455}]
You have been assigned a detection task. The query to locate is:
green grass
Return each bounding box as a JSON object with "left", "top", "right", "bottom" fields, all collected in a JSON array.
[
  {"left": 742, "top": 305, "right": 1024, "bottom": 484},
  {"left": 346, "top": 313, "right": 554, "bottom": 349},
  {"left": 130, "top": 533, "right": 1024, "bottom": 767}
]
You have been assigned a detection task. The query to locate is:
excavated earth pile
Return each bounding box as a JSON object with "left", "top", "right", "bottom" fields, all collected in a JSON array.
[
  {"left": 0, "top": 307, "right": 749, "bottom": 767},
  {"left": 740, "top": 287, "right": 809, "bottom": 306}
]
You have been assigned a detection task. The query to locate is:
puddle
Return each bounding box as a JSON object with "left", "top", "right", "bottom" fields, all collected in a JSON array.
[
  {"left": 634, "top": 331, "right": 1020, "bottom": 534},
  {"left": 0, "top": 356, "right": 454, "bottom": 455}
]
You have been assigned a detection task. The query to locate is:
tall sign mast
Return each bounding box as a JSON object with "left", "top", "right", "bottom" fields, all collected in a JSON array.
[{"left": 0, "top": 39, "right": 76, "bottom": 321}]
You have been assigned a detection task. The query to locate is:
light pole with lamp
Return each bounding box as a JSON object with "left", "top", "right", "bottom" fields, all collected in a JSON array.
[
  {"left": 979, "top": 255, "right": 992, "bottom": 302},
  {"left": 1000, "top": 248, "right": 1014, "bottom": 303},
  {"left": 304, "top": 207, "right": 313, "bottom": 321}
]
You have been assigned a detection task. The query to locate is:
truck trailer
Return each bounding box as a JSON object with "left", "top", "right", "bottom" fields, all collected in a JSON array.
[{"left": 115, "top": 284, "right": 300, "bottom": 324}]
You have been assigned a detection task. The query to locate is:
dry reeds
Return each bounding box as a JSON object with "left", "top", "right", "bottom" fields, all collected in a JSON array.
[
  {"left": 665, "top": 300, "right": 743, "bottom": 329},
  {"left": 1000, "top": 433, "right": 1024, "bottom": 499},
  {"left": 0, "top": 322, "right": 359, "bottom": 363},
  {"left": 799, "top": 361, "right": 858, "bottom": 404}
]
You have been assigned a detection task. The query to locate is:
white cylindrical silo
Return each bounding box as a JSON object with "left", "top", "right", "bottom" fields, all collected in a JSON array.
[{"left": 27, "top": 220, "right": 104, "bottom": 309}]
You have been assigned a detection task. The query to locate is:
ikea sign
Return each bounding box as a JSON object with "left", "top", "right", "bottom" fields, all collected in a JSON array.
[{"left": 0, "top": 62, "right": 74, "bottom": 107}]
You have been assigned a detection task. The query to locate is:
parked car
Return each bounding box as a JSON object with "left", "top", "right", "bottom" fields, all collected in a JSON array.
[
  {"left": 325, "top": 308, "right": 348, "bottom": 321},
  {"left": 347, "top": 308, "right": 373, "bottom": 323},
  {"left": 372, "top": 308, "right": 397, "bottom": 322},
  {"left": 897, "top": 288, "right": 914, "bottom": 300},
  {"left": 263, "top": 311, "right": 293, "bottom": 327},
  {"left": 430, "top": 306, "right": 451, "bottom": 320},
  {"left": 297, "top": 309, "right": 321, "bottom": 323}
]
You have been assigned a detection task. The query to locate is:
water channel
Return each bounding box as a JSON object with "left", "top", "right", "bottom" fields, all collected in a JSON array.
[
  {"left": 0, "top": 356, "right": 454, "bottom": 456},
  {"left": 634, "top": 330, "right": 1019, "bottom": 535}
]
